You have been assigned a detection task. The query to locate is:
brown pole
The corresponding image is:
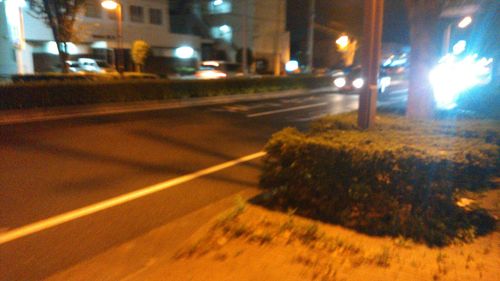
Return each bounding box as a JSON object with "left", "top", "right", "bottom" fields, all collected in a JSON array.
[
  {"left": 242, "top": 0, "right": 248, "bottom": 75},
  {"left": 117, "top": 3, "right": 124, "bottom": 74},
  {"left": 358, "top": 0, "right": 384, "bottom": 129}
]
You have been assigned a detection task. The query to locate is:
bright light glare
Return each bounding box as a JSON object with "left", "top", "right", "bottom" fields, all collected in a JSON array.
[
  {"left": 352, "top": 78, "right": 364, "bottom": 89},
  {"left": 213, "top": 0, "right": 223, "bottom": 5},
  {"left": 334, "top": 77, "right": 346, "bottom": 88},
  {"left": 285, "top": 60, "right": 299, "bottom": 72},
  {"left": 175, "top": 46, "right": 194, "bottom": 59},
  {"left": 430, "top": 54, "right": 492, "bottom": 109},
  {"left": 46, "top": 41, "right": 78, "bottom": 55},
  {"left": 336, "top": 35, "right": 349, "bottom": 49},
  {"left": 452, "top": 40, "right": 466, "bottom": 55},
  {"left": 197, "top": 70, "right": 227, "bottom": 79},
  {"left": 380, "top": 76, "right": 391, "bottom": 92},
  {"left": 219, "top": 25, "right": 231, "bottom": 33},
  {"left": 458, "top": 16, "right": 472, "bottom": 28},
  {"left": 202, "top": 61, "right": 220, "bottom": 67},
  {"left": 101, "top": 0, "right": 118, "bottom": 10}
]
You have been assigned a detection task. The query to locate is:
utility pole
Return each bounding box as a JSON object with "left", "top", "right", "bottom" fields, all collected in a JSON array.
[
  {"left": 306, "top": 0, "right": 315, "bottom": 73},
  {"left": 273, "top": 0, "right": 283, "bottom": 76},
  {"left": 242, "top": 0, "right": 248, "bottom": 75},
  {"left": 358, "top": 0, "right": 384, "bottom": 129}
]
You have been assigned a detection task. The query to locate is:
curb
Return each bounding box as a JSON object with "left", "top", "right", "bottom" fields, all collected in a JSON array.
[{"left": 0, "top": 87, "right": 332, "bottom": 125}]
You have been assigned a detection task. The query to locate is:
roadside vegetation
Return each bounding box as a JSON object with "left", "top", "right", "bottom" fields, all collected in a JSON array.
[
  {"left": 0, "top": 76, "right": 331, "bottom": 110},
  {"left": 260, "top": 112, "right": 498, "bottom": 246}
]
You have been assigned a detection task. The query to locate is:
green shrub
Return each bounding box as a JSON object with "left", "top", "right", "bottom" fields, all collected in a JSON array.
[
  {"left": 261, "top": 113, "right": 499, "bottom": 245},
  {"left": 0, "top": 76, "right": 332, "bottom": 110}
]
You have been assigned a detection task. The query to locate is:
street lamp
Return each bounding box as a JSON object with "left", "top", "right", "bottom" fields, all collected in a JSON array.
[
  {"left": 101, "top": 0, "right": 123, "bottom": 74},
  {"left": 336, "top": 35, "right": 349, "bottom": 50},
  {"left": 443, "top": 16, "right": 472, "bottom": 55},
  {"left": 457, "top": 16, "right": 472, "bottom": 29}
]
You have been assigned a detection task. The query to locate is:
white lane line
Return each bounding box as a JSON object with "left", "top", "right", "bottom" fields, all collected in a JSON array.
[
  {"left": 247, "top": 102, "right": 328, "bottom": 118},
  {"left": 0, "top": 151, "right": 266, "bottom": 245}
]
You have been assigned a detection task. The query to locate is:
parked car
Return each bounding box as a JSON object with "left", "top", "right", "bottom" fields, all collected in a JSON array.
[
  {"left": 66, "top": 61, "right": 83, "bottom": 73},
  {"left": 65, "top": 58, "right": 117, "bottom": 74},
  {"left": 331, "top": 66, "right": 391, "bottom": 95},
  {"left": 94, "top": 60, "right": 117, "bottom": 73}
]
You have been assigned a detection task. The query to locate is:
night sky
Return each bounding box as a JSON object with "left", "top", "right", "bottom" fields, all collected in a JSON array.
[{"left": 287, "top": 0, "right": 410, "bottom": 59}]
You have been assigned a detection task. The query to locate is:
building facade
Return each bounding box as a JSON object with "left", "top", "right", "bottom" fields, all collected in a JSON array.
[
  {"left": 170, "top": 0, "right": 290, "bottom": 74},
  {"left": 0, "top": 0, "right": 205, "bottom": 76}
]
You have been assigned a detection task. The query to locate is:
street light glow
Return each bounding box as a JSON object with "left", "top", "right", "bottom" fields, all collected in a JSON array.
[
  {"left": 285, "top": 60, "right": 299, "bottom": 72},
  {"left": 336, "top": 35, "right": 349, "bottom": 49},
  {"left": 219, "top": 25, "right": 231, "bottom": 33},
  {"left": 452, "top": 40, "right": 467, "bottom": 55},
  {"left": 101, "top": 0, "right": 118, "bottom": 10},
  {"left": 457, "top": 16, "right": 472, "bottom": 28},
  {"left": 175, "top": 46, "right": 194, "bottom": 59}
]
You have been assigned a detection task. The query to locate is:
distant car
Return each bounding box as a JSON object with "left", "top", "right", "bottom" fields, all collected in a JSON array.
[
  {"left": 331, "top": 66, "right": 391, "bottom": 95},
  {"left": 194, "top": 61, "right": 244, "bottom": 79},
  {"left": 77, "top": 58, "right": 101, "bottom": 72},
  {"left": 195, "top": 66, "right": 228, "bottom": 79}
]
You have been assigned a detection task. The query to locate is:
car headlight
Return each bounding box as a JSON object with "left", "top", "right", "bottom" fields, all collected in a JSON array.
[
  {"left": 352, "top": 78, "right": 364, "bottom": 89},
  {"left": 334, "top": 77, "right": 346, "bottom": 88}
]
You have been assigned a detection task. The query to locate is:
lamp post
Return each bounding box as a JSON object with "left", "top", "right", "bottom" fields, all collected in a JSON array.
[
  {"left": 101, "top": 0, "right": 123, "bottom": 74},
  {"left": 443, "top": 16, "right": 472, "bottom": 55}
]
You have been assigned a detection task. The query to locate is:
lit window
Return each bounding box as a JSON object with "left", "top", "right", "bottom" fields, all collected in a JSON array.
[
  {"left": 85, "top": 0, "right": 101, "bottom": 18},
  {"left": 130, "top": 5, "right": 144, "bottom": 23},
  {"left": 211, "top": 25, "right": 232, "bottom": 42},
  {"left": 149, "top": 8, "right": 162, "bottom": 25},
  {"left": 208, "top": 0, "right": 231, "bottom": 14}
]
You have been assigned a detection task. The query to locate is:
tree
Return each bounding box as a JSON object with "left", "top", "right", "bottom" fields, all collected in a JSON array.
[
  {"left": 29, "top": 0, "right": 86, "bottom": 73},
  {"left": 405, "top": 0, "right": 446, "bottom": 119},
  {"left": 131, "top": 40, "right": 150, "bottom": 72}
]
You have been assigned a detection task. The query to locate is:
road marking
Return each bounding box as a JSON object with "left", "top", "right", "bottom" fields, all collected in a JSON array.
[
  {"left": 247, "top": 102, "right": 328, "bottom": 118},
  {"left": 0, "top": 151, "right": 266, "bottom": 245}
]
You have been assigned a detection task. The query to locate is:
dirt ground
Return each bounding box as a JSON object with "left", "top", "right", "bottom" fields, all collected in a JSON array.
[{"left": 140, "top": 190, "right": 499, "bottom": 281}]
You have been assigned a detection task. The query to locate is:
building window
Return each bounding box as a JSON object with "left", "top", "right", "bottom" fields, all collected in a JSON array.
[
  {"left": 211, "top": 25, "right": 232, "bottom": 42},
  {"left": 208, "top": 0, "right": 231, "bottom": 14},
  {"left": 106, "top": 9, "right": 117, "bottom": 20},
  {"left": 149, "top": 8, "right": 162, "bottom": 25},
  {"left": 85, "top": 0, "right": 101, "bottom": 18},
  {"left": 130, "top": 5, "right": 144, "bottom": 23}
]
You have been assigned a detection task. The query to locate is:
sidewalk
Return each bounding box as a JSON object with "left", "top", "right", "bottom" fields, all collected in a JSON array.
[{"left": 0, "top": 88, "right": 330, "bottom": 125}]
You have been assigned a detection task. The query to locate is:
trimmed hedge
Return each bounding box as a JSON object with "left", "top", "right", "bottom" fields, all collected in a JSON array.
[
  {"left": 0, "top": 76, "right": 332, "bottom": 110},
  {"left": 10, "top": 72, "right": 159, "bottom": 82},
  {"left": 261, "top": 113, "right": 499, "bottom": 245}
]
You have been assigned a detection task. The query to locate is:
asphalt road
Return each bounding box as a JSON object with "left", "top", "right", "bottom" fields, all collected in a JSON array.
[{"left": 0, "top": 88, "right": 405, "bottom": 280}]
